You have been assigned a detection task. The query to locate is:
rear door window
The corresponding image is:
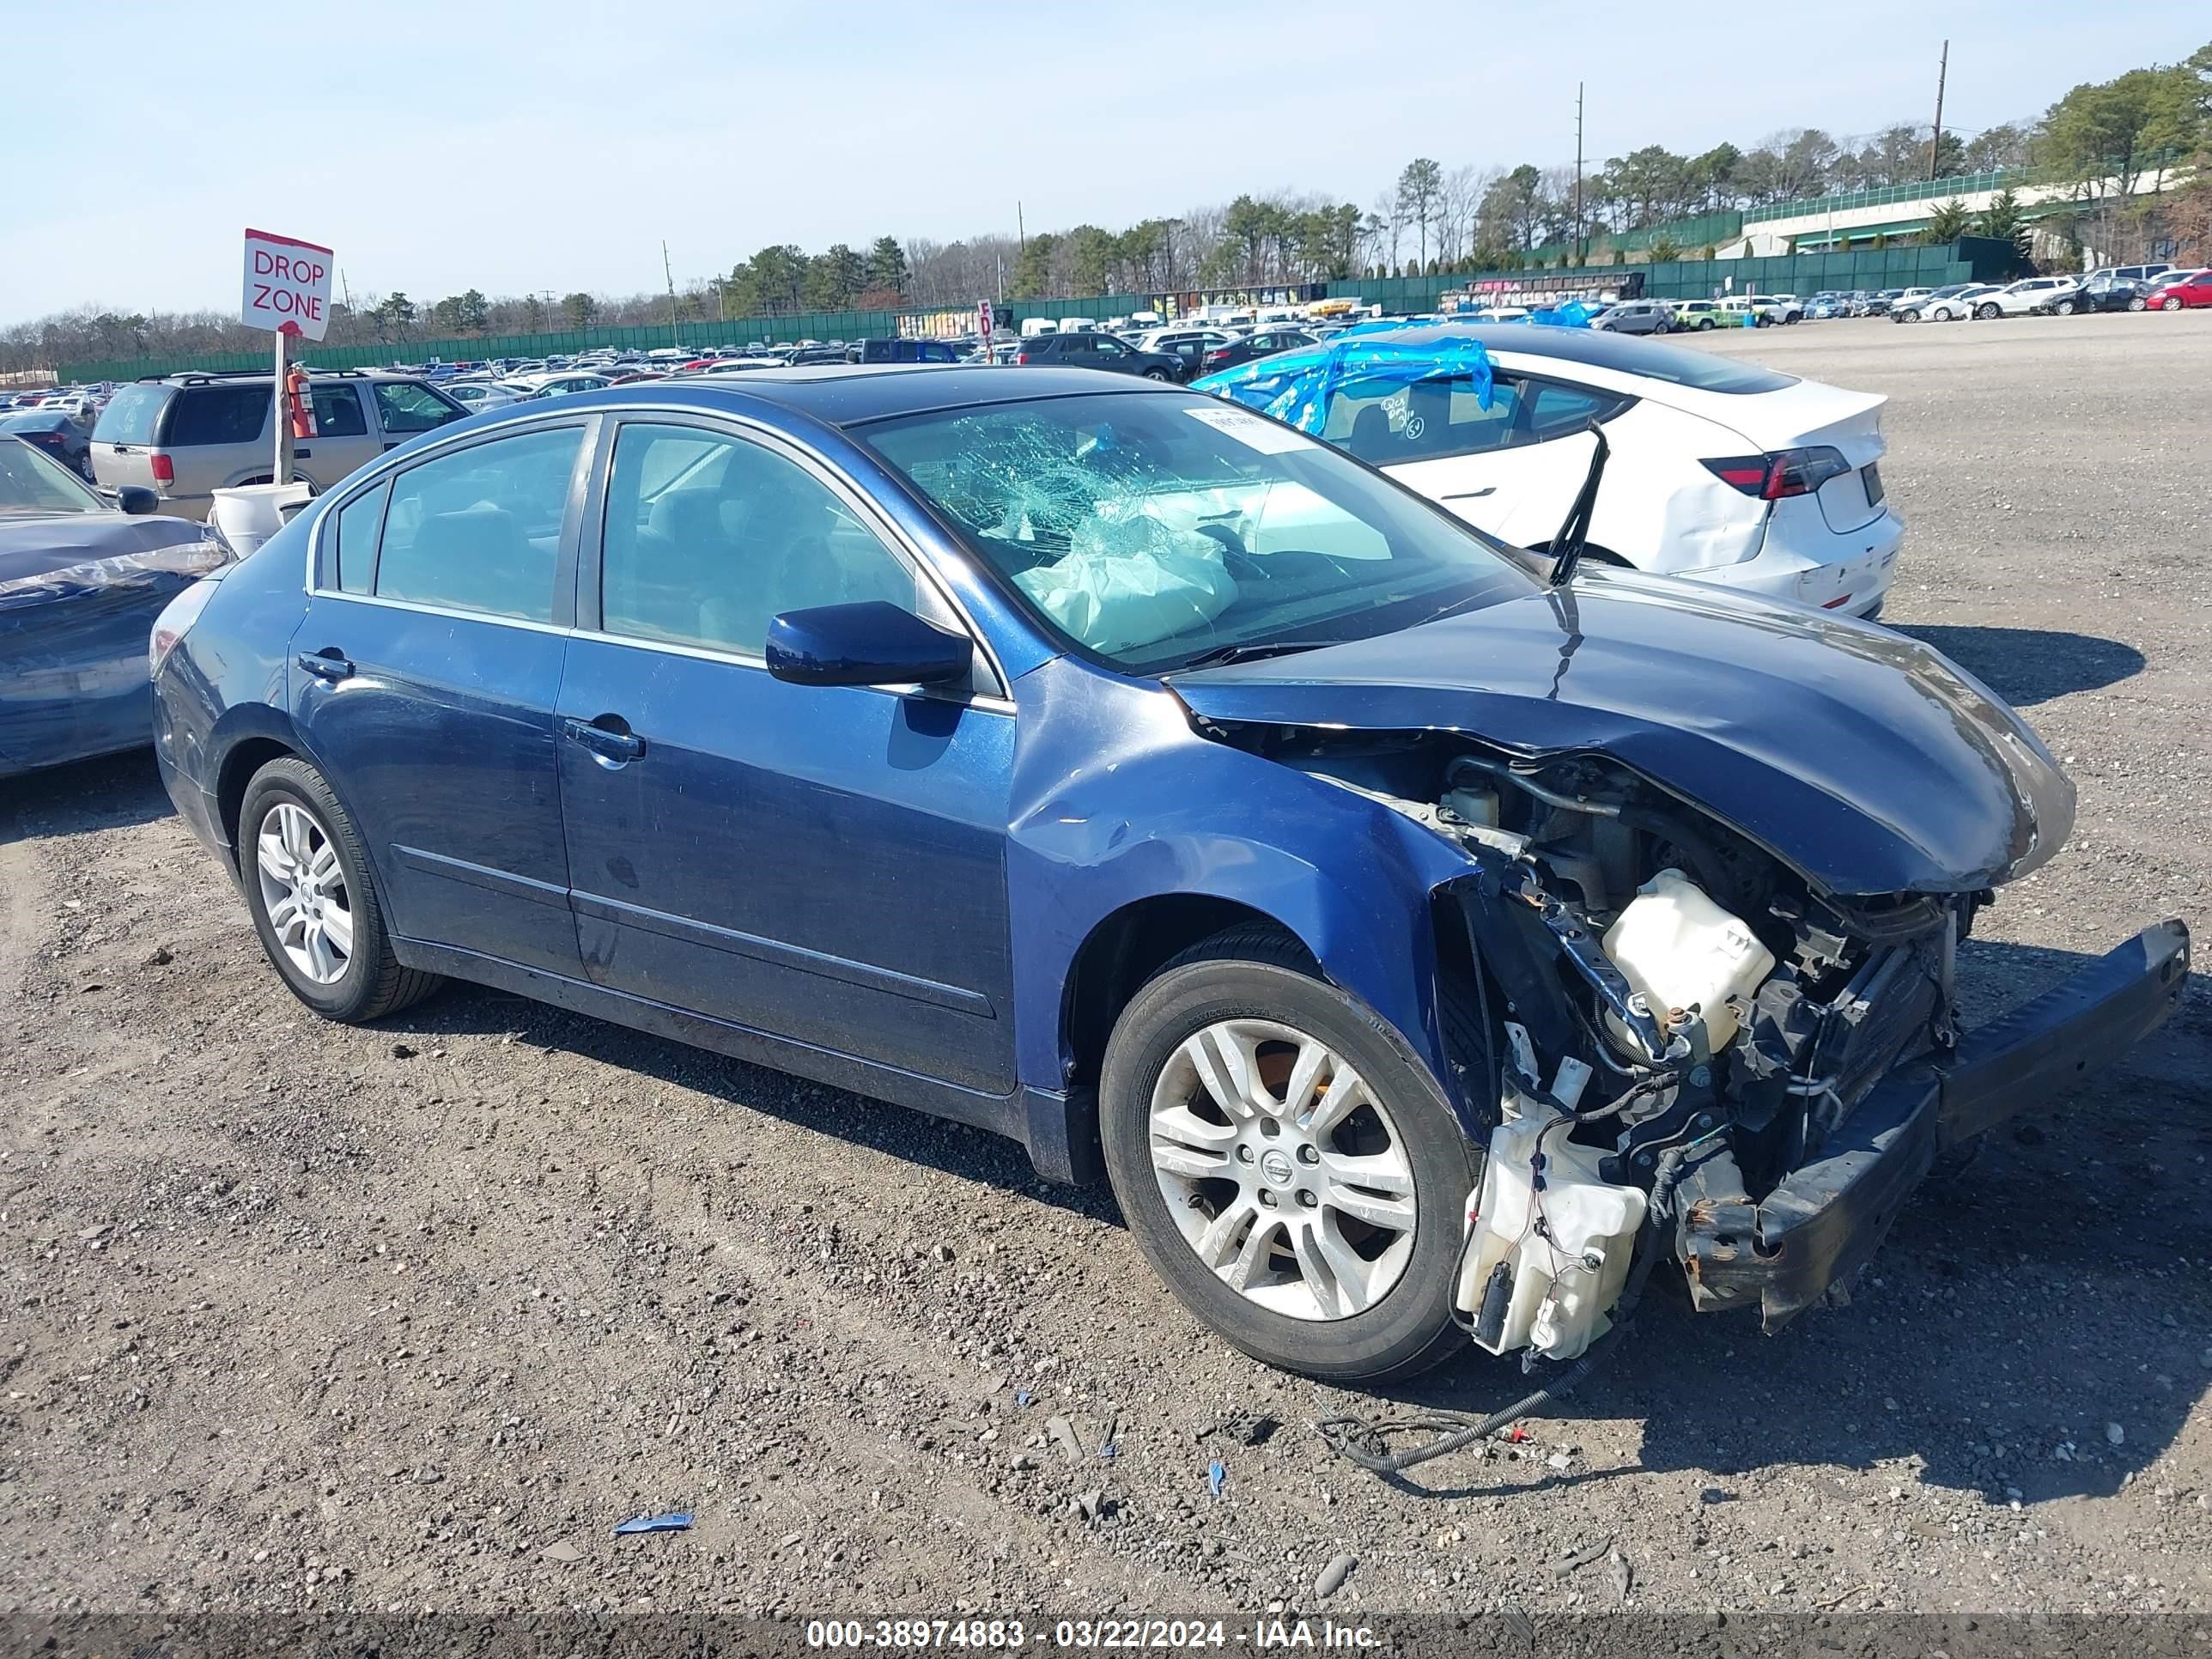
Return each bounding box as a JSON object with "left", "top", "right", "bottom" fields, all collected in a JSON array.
[
  {"left": 374, "top": 381, "right": 464, "bottom": 436},
  {"left": 1526, "top": 380, "right": 1630, "bottom": 440},
  {"left": 310, "top": 385, "right": 368, "bottom": 437},
  {"left": 332, "top": 479, "right": 389, "bottom": 594},
  {"left": 371, "top": 426, "right": 584, "bottom": 621},
  {"left": 168, "top": 385, "right": 270, "bottom": 447}
]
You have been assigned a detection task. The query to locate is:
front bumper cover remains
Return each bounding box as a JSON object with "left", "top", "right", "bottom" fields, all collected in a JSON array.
[{"left": 1676, "top": 918, "right": 2190, "bottom": 1329}]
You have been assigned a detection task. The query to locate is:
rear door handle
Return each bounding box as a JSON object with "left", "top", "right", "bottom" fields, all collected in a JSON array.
[
  {"left": 562, "top": 716, "right": 645, "bottom": 763},
  {"left": 1443, "top": 486, "right": 1498, "bottom": 500},
  {"left": 294, "top": 447, "right": 312, "bottom": 459},
  {"left": 296, "top": 650, "right": 354, "bottom": 682}
]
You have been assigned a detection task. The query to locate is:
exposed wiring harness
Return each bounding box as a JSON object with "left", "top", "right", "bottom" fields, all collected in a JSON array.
[{"left": 1314, "top": 1140, "right": 1694, "bottom": 1480}]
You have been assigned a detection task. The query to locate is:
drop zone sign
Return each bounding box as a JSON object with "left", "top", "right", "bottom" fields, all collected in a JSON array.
[{"left": 241, "top": 228, "right": 334, "bottom": 340}]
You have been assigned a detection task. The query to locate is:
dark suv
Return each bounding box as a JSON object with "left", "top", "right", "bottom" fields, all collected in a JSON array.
[{"left": 1012, "top": 332, "right": 1182, "bottom": 380}]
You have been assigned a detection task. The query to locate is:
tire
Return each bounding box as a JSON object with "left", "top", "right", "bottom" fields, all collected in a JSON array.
[
  {"left": 1697, "top": 317, "right": 1715, "bottom": 330},
  {"left": 1975, "top": 303, "right": 1999, "bottom": 319},
  {"left": 238, "top": 757, "right": 441, "bottom": 1023},
  {"left": 1142, "top": 368, "right": 1171, "bottom": 381},
  {"left": 2127, "top": 296, "right": 2146, "bottom": 312},
  {"left": 2165, "top": 298, "right": 2183, "bottom": 312},
  {"left": 1654, "top": 319, "right": 1671, "bottom": 335},
  {"left": 1098, "top": 927, "right": 1480, "bottom": 1382},
  {"left": 2054, "top": 299, "right": 2076, "bottom": 316}
]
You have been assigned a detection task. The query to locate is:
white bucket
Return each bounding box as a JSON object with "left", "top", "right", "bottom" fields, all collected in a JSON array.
[{"left": 208, "top": 481, "right": 315, "bottom": 558}]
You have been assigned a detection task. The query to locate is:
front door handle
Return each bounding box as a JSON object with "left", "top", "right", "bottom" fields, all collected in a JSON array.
[
  {"left": 562, "top": 715, "right": 646, "bottom": 763},
  {"left": 297, "top": 650, "right": 354, "bottom": 682}
]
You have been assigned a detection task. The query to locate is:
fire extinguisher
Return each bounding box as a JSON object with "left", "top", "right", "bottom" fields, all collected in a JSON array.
[{"left": 286, "top": 365, "right": 316, "bottom": 440}]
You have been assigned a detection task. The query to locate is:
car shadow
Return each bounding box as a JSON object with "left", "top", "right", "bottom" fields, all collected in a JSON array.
[
  {"left": 0, "top": 748, "right": 175, "bottom": 844},
  {"left": 386, "top": 982, "right": 1125, "bottom": 1225},
  {"left": 1894, "top": 624, "right": 2144, "bottom": 707},
  {"left": 1318, "top": 935, "right": 2211, "bottom": 1506}
]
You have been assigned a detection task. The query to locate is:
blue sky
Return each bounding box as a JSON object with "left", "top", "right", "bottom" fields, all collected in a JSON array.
[{"left": 5, "top": 1, "right": 2197, "bottom": 321}]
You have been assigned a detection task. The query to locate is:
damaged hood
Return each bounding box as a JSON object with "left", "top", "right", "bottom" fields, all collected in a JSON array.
[{"left": 1169, "top": 569, "right": 2073, "bottom": 896}]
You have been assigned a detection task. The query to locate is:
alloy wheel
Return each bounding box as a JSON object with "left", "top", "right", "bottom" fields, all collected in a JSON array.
[
  {"left": 255, "top": 801, "right": 354, "bottom": 985},
  {"left": 1146, "top": 1018, "right": 1417, "bottom": 1322}
]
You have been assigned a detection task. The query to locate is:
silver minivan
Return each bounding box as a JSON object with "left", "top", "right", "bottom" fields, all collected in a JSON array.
[{"left": 90, "top": 370, "right": 466, "bottom": 520}]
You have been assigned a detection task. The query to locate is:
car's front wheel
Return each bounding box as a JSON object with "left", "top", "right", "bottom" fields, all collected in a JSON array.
[
  {"left": 1099, "top": 928, "right": 1478, "bottom": 1382},
  {"left": 1975, "top": 303, "right": 2000, "bottom": 319},
  {"left": 239, "top": 757, "right": 441, "bottom": 1023},
  {"left": 2054, "top": 298, "right": 2077, "bottom": 315},
  {"left": 1143, "top": 368, "right": 1171, "bottom": 381},
  {"left": 2165, "top": 297, "right": 2183, "bottom": 312},
  {"left": 1697, "top": 317, "right": 1715, "bottom": 330}
]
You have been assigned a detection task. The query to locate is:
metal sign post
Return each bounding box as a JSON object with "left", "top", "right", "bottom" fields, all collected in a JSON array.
[{"left": 271, "top": 329, "right": 291, "bottom": 486}]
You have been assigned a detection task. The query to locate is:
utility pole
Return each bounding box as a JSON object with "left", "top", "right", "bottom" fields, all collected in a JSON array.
[
  {"left": 663, "top": 240, "right": 680, "bottom": 345},
  {"left": 1573, "top": 82, "right": 1584, "bottom": 266},
  {"left": 1927, "top": 40, "right": 1949, "bottom": 182}
]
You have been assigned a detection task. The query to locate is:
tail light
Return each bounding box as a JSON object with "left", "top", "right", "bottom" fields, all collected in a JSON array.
[
  {"left": 1702, "top": 446, "right": 1851, "bottom": 501},
  {"left": 150, "top": 452, "right": 175, "bottom": 485},
  {"left": 1014, "top": 351, "right": 1031, "bottom": 365},
  {"left": 149, "top": 574, "right": 222, "bottom": 675}
]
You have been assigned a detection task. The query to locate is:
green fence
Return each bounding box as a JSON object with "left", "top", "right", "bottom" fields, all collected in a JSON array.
[{"left": 58, "top": 246, "right": 2005, "bottom": 384}]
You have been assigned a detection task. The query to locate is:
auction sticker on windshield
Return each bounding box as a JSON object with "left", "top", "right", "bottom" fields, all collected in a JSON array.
[{"left": 1183, "top": 405, "right": 1311, "bottom": 453}]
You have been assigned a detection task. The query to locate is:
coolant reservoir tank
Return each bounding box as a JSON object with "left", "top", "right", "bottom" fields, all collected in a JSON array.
[{"left": 1601, "top": 869, "right": 1775, "bottom": 1051}]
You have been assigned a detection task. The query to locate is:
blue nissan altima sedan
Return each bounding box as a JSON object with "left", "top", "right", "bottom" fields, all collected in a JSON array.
[{"left": 149, "top": 367, "right": 2185, "bottom": 1382}]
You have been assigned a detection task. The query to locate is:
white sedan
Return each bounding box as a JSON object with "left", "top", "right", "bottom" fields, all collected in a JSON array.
[{"left": 1322, "top": 325, "right": 1903, "bottom": 619}]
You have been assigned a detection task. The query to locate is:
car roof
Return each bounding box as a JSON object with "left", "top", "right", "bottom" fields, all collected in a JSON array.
[{"left": 470, "top": 364, "right": 1188, "bottom": 431}]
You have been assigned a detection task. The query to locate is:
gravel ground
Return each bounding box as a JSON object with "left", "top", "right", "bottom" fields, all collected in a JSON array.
[{"left": 2, "top": 312, "right": 2208, "bottom": 1627}]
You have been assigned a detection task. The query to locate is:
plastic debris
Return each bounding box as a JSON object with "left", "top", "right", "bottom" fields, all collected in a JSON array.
[
  {"left": 612, "top": 1511, "right": 691, "bottom": 1536},
  {"left": 1098, "top": 1413, "right": 1119, "bottom": 1460},
  {"left": 1207, "top": 1460, "right": 1227, "bottom": 1498},
  {"left": 1199, "top": 1411, "right": 1279, "bottom": 1447},
  {"left": 1548, "top": 1537, "right": 1612, "bottom": 1578},
  {"left": 1014, "top": 1389, "right": 1033, "bottom": 1408},
  {"left": 1315, "top": 1553, "right": 1357, "bottom": 1600},
  {"left": 540, "top": 1540, "right": 582, "bottom": 1562},
  {"left": 1607, "top": 1546, "right": 1635, "bottom": 1601},
  {"left": 1047, "top": 1416, "right": 1084, "bottom": 1465}
]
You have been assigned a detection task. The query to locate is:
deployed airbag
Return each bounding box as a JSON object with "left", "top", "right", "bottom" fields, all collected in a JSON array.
[{"left": 1014, "top": 512, "right": 1237, "bottom": 654}]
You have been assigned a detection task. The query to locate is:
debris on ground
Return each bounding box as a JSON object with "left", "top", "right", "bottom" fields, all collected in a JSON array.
[
  {"left": 1199, "top": 1410, "right": 1279, "bottom": 1447},
  {"left": 1547, "top": 1537, "right": 1612, "bottom": 1578},
  {"left": 1206, "top": 1460, "right": 1227, "bottom": 1498},
  {"left": 1047, "top": 1416, "right": 1084, "bottom": 1465},
  {"left": 1607, "top": 1546, "right": 1634, "bottom": 1602},
  {"left": 539, "top": 1541, "right": 582, "bottom": 1562},
  {"left": 612, "top": 1511, "right": 692, "bottom": 1536},
  {"left": 1314, "top": 1552, "right": 1357, "bottom": 1600}
]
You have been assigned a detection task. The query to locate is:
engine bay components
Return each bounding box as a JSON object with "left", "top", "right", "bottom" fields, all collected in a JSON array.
[
  {"left": 1455, "top": 1050, "right": 1650, "bottom": 1362},
  {"left": 1602, "top": 868, "right": 1777, "bottom": 1054}
]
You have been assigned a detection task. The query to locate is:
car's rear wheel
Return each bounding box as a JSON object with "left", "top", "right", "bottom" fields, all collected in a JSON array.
[
  {"left": 1098, "top": 927, "right": 1479, "bottom": 1382},
  {"left": 239, "top": 757, "right": 441, "bottom": 1023}
]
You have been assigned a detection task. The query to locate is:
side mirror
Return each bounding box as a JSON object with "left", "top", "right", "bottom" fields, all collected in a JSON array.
[
  {"left": 765, "top": 601, "right": 971, "bottom": 690},
  {"left": 116, "top": 484, "right": 160, "bottom": 515}
]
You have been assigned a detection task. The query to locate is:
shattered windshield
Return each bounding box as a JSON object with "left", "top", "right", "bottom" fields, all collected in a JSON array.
[{"left": 860, "top": 392, "right": 1534, "bottom": 672}]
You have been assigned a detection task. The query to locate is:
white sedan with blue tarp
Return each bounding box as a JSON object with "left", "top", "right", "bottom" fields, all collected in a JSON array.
[{"left": 1192, "top": 323, "right": 1904, "bottom": 620}]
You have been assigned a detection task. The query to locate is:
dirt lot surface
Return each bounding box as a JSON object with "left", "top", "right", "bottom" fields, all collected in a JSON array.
[{"left": 3, "top": 312, "right": 2208, "bottom": 1629}]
